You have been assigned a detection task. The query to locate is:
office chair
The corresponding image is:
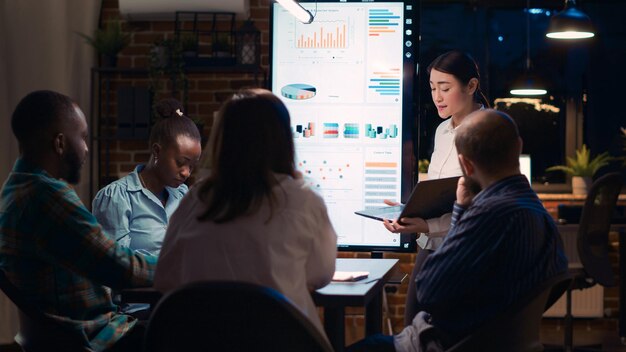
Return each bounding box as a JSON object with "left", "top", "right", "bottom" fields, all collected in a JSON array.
[
  {"left": 419, "top": 272, "right": 572, "bottom": 352},
  {"left": 0, "top": 268, "right": 89, "bottom": 352},
  {"left": 143, "top": 281, "right": 334, "bottom": 352},
  {"left": 559, "top": 172, "right": 623, "bottom": 351},
  {"left": 448, "top": 272, "right": 571, "bottom": 352}
]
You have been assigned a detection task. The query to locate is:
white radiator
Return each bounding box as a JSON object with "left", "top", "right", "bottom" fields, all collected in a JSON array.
[
  {"left": 543, "top": 225, "right": 604, "bottom": 318},
  {"left": 543, "top": 285, "right": 604, "bottom": 318}
]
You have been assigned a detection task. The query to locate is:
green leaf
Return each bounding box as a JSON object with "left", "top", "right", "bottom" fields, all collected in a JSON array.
[
  {"left": 78, "top": 19, "right": 131, "bottom": 56},
  {"left": 545, "top": 144, "right": 613, "bottom": 177}
]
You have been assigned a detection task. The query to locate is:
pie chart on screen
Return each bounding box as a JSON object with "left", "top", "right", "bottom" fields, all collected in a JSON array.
[{"left": 281, "top": 84, "right": 317, "bottom": 100}]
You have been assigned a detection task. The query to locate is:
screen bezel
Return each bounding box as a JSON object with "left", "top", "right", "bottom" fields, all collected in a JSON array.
[{"left": 269, "top": 0, "right": 419, "bottom": 253}]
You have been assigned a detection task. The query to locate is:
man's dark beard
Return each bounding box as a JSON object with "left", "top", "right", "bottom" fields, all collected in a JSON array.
[
  {"left": 462, "top": 170, "right": 482, "bottom": 195},
  {"left": 63, "top": 148, "right": 83, "bottom": 184}
]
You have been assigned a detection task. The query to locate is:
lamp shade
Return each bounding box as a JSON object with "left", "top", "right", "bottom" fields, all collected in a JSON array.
[
  {"left": 546, "top": 1, "right": 594, "bottom": 39},
  {"left": 276, "top": 0, "right": 314, "bottom": 24},
  {"left": 510, "top": 71, "right": 547, "bottom": 96}
]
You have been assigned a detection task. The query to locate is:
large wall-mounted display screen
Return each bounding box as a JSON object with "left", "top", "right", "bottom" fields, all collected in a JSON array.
[{"left": 270, "top": 0, "right": 417, "bottom": 251}]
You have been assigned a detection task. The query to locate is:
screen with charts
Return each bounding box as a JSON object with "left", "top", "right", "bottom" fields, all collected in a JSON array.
[{"left": 270, "top": 0, "right": 418, "bottom": 251}]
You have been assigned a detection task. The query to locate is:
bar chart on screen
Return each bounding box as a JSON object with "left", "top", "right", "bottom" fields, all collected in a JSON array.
[
  {"left": 368, "top": 68, "right": 401, "bottom": 98},
  {"left": 296, "top": 21, "right": 348, "bottom": 49},
  {"left": 293, "top": 7, "right": 364, "bottom": 50},
  {"left": 368, "top": 7, "right": 401, "bottom": 37}
]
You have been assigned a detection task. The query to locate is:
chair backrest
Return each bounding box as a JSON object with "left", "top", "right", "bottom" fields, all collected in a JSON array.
[
  {"left": 0, "top": 268, "right": 88, "bottom": 352},
  {"left": 443, "top": 272, "right": 572, "bottom": 352},
  {"left": 144, "top": 281, "right": 334, "bottom": 352},
  {"left": 577, "top": 172, "right": 623, "bottom": 287}
]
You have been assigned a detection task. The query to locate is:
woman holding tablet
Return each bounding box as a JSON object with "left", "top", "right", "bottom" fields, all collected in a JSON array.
[{"left": 383, "top": 50, "right": 489, "bottom": 325}]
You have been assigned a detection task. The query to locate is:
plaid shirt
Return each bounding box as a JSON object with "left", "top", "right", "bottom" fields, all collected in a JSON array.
[{"left": 0, "top": 159, "right": 157, "bottom": 351}]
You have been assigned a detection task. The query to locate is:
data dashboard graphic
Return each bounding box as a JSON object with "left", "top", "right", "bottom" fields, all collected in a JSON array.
[
  {"left": 281, "top": 84, "right": 317, "bottom": 100},
  {"left": 271, "top": 1, "right": 412, "bottom": 250},
  {"left": 296, "top": 21, "right": 348, "bottom": 49},
  {"left": 368, "top": 68, "right": 401, "bottom": 97},
  {"left": 368, "top": 8, "right": 401, "bottom": 37}
]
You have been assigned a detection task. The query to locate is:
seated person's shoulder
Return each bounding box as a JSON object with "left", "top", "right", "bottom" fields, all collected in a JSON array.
[
  {"left": 34, "top": 175, "right": 80, "bottom": 201},
  {"left": 283, "top": 176, "right": 324, "bottom": 203},
  {"left": 14, "top": 176, "right": 87, "bottom": 216},
  {"left": 94, "top": 177, "right": 133, "bottom": 200}
]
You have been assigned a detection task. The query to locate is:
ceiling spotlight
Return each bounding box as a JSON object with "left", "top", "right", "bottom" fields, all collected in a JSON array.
[
  {"left": 546, "top": 0, "right": 594, "bottom": 40},
  {"left": 276, "top": 0, "right": 314, "bottom": 24}
]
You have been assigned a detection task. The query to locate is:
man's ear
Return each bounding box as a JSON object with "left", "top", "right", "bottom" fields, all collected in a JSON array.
[
  {"left": 458, "top": 154, "right": 475, "bottom": 176},
  {"left": 53, "top": 133, "right": 65, "bottom": 156}
]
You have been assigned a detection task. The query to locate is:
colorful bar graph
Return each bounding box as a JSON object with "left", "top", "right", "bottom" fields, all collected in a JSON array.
[
  {"left": 368, "top": 68, "right": 401, "bottom": 97},
  {"left": 365, "top": 162, "right": 397, "bottom": 168},
  {"left": 296, "top": 23, "right": 347, "bottom": 49},
  {"left": 368, "top": 8, "right": 400, "bottom": 37}
]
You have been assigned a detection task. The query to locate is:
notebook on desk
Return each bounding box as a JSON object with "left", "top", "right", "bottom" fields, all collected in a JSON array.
[{"left": 355, "top": 176, "right": 460, "bottom": 223}]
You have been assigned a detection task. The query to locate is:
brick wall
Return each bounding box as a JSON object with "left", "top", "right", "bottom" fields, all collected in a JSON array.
[
  {"left": 97, "top": 0, "right": 270, "bottom": 181},
  {"left": 97, "top": 1, "right": 413, "bottom": 339}
]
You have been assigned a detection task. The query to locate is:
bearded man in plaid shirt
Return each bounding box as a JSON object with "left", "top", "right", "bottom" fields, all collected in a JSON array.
[{"left": 0, "top": 90, "right": 157, "bottom": 351}]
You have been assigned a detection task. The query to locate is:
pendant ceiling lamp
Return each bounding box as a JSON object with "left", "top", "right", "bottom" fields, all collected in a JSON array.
[
  {"left": 511, "top": 0, "right": 547, "bottom": 96},
  {"left": 275, "top": 0, "right": 314, "bottom": 24},
  {"left": 510, "top": 72, "right": 548, "bottom": 96},
  {"left": 546, "top": 0, "right": 594, "bottom": 40}
]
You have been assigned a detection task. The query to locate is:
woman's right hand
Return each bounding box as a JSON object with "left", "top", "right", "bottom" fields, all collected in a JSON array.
[
  {"left": 381, "top": 199, "right": 429, "bottom": 233},
  {"left": 383, "top": 217, "right": 429, "bottom": 234}
]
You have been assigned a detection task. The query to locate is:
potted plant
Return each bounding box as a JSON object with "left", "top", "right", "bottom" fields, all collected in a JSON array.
[
  {"left": 180, "top": 33, "right": 199, "bottom": 58},
  {"left": 418, "top": 159, "right": 430, "bottom": 181},
  {"left": 79, "top": 19, "right": 131, "bottom": 68},
  {"left": 148, "top": 38, "right": 187, "bottom": 126},
  {"left": 546, "top": 144, "right": 613, "bottom": 195},
  {"left": 150, "top": 38, "right": 176, "bottom": 70},
  {"left": 210, "top": 32, "right": 235, "bottom": 66},
  {"left": 213, "top": 32, "right": 232, "bottom": 57}
]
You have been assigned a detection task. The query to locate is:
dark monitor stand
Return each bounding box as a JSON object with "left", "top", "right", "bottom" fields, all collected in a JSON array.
[{"left": 370, "top": 251, "right": 407, "bottom": 286}]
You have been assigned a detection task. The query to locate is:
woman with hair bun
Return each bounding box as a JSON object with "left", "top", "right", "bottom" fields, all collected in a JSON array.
[{"left": 92, "top": 98, "right": 202, "bottom": 256}]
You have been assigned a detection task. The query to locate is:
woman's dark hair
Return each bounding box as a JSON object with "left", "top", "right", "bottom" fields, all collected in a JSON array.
[
  {"left": 149, "top": 98, "right": 201, "bottom": 148},
  {"left": 427, "top": 50, "right": 490, "bottom": 108},
  {"left": 197, "top": 88, "right": 295, "bottom": 223}
]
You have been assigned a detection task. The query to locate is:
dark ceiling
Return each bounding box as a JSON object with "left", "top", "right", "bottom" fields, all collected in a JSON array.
[{"left": 421, "top": 0, "right": 622, "bottom": 9}]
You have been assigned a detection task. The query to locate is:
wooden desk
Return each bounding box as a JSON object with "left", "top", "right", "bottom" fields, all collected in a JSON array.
[
  {"left": 313, "top": 258, "right": 399, "bottom": 352},
  {"left": 121, "top": 258, "right": 399, "bottom": 352}
]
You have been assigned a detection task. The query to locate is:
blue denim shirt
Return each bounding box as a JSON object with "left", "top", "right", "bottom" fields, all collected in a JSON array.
[{"left": 92, "top": 165, "right": 188, "bottom": 256}]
